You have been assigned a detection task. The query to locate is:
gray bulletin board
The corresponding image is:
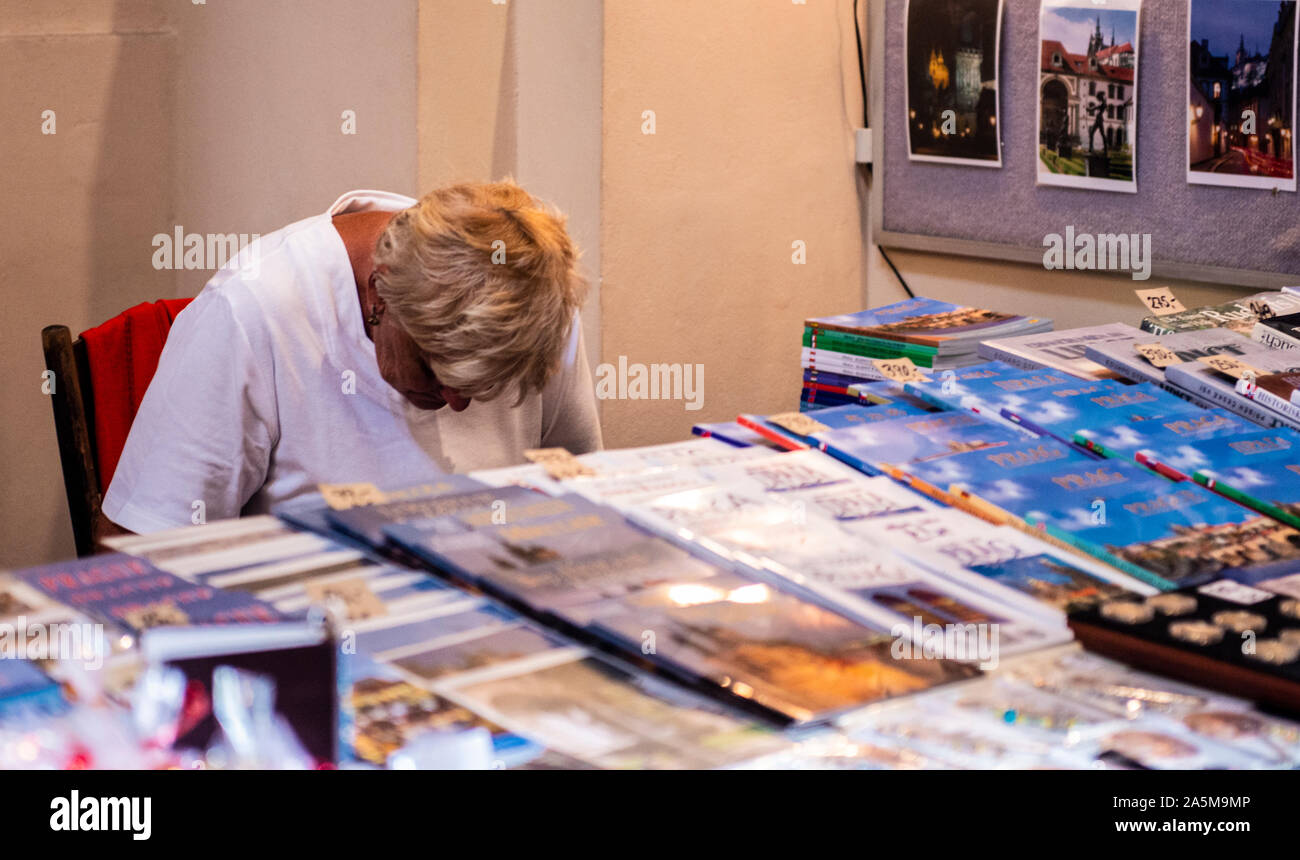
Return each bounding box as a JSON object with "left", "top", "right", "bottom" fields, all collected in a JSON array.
[{"left": 869, "top": 0, "right": 1300, "bottom": 288}]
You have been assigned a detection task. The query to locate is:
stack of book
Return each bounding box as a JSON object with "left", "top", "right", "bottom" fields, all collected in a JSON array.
[
  {"left": 977, "top": 322, "right": 1140, "bottom": 380},
  {"left": 1252, "top": 310, "right": 1300, "bottom": 351},
  {"left": 271, "top": 452, "right": 979, "bottom": 729},
  {"left": 800, "top": 297, "right": 1052, "bottom": 410},
  {"left": 1084, "top": 326, "right": 1300, "bottom": 429},
  {"left": 1138, "top": 290, "right": 1300, "bottom": 337}
]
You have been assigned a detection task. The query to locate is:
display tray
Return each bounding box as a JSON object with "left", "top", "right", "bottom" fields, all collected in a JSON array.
[{"left": 1068, "top": 585, "right": 1300, "bottom": 716}]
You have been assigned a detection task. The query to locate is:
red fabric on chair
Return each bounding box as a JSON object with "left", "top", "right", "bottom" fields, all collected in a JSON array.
[{"left": 79, "top": 298, "right": 193, "bottom": 490}]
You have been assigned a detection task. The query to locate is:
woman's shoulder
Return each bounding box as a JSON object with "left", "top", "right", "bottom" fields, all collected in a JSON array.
[{"left": 192, "top": 214, "right": 343, "bottom": 333}]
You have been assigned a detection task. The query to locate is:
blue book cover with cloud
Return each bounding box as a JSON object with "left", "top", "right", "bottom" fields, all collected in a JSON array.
[
  {"left": 812, "top": 410, "right": 1031, "bottom": 474},
  {"left": 1072, "top": 408, "right": 1249, "bottom": 461},
  {"left": 1189, "top": 430, "right": 1300, "bottom": 530},
  {"left": 904, "top": 364, "right": 1077, "bottom": 419},
  {"left": 997, "top": 381, "right": 1201, "bottom": 442},
  {"left": 901, "top": 435, "right": 1092, "bottom": 492},
  {"left": 971, "top": 475, "right": 1300, "bottom": 589}
]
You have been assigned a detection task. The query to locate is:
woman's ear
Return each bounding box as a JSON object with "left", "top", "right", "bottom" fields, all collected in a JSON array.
[{"left": 367, "top": 271, "right": 387, "bottom": 315}]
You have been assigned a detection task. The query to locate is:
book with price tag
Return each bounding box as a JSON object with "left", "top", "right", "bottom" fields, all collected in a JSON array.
[
  {"left": 1165, "top": 339, "right": 1300, "bottom": 430},
  {"left": 976, "top": 322, "right": 1140, "bottom": 380},
  {"left": 1139, "top": 291, "right": 1300, "bottom": 337}
]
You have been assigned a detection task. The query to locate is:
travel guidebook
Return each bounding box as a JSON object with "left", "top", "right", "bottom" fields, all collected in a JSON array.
[
  {"left": 753, "top": 545, "right": 1071, "bottom": 660},
  {"left": 1071, "top": 407, "right": 1251, "bottom": 464},
  {"left": 1254, "top": 310, "right": 1300, "bottom": 350},
  {"left": 958, "top": 462, "right": 1300, "bottom": 589},
  {"left": 1189, "top": 430, "right": 1300, "bottom": 529},
  {"left": 996, "top": 380, "right": 1208, "bottom": 449},
  {"left": 842, "top": 509, "right": 1154, "bottom": 614},
  {"left": 583, "top": 572, "right": 980, "bottom": 725},
  {"left": 1082, "top": 327, "right": 1294, "bottom": 424},
  {"left": 1140, "top": 291, "right": 1300, "bottom": 336},
  {"left": 976, "top": 322, "right": 1140, "bottom": 379},
  {"left": 554, "top": 449, "right": 1069, "bottom": 663},
  {"left": 808, "top": 410, "right": 1034, "bottom": 476},
  {"left": 15, "top": 553, "right": 286, "bottom": 633},
  {"left": 1236, "top": 369, "right": 1300, "bottom": 424},
  {"left": 387, "top": 505, "right": 724, "bottom": 623},
  {"left": 1164, "top": 342, "right": 1300, "bottom": 429},
  {"left": 899, "top": 434, "right": 1091, "bottom": 497},
  {"left": 806, "top": 297, "right": 1052, "bottom": 354},
  {"left": 431, "top": 651, "right": 789, "bottom": 769},
  {"left": 690, "top": 421, "right": 779, "bottom": 449},
  {"left": 1083, "top": 326, "right": 1248, "bottom": 388},
  {"left": 902, "top": 363, "right": 1087, "bottom": 427}
]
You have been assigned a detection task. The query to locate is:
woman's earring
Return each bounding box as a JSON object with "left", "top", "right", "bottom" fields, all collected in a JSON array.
[{"left": 366, "top": 305, "right": 381, "bottom": 327}]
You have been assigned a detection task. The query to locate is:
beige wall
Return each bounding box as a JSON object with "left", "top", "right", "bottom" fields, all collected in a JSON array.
[
  {"left": 600, "top": 0, "right": 869, "bottom": 447},
  {"left": 1, "top": 0, "right": 177, "bottom": 567},
  {"left": 3, "top": 0, "right": 418, "bottom": 566},
  {"left": 171, "top": 0, "right": 418, "bottom": 296},
  {"left": 417, "top": 0, "right": 603, "bottom": 378},
  {"left": 864, "top": 246, "right": 1251, "bottom": 333}
]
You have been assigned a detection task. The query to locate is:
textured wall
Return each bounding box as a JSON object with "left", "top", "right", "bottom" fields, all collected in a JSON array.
[{"left": 880, "top": 0, "right": 1300, "bottom": 278}]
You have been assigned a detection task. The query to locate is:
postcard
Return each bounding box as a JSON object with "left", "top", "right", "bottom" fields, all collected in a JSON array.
[
  {"left": 1188, "top": 0, "right": 1298, "bottom": 191},
  {"left": 906, "top": 0, "right": 1005, "bottom": 166},
  {"left": 1037, "top": 0, "right": 1142, "bottom": 192}
]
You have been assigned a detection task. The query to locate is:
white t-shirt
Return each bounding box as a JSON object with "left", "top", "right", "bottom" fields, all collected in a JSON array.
[{"left": 103, "top": 190, "right": 602, "bottom": 533}]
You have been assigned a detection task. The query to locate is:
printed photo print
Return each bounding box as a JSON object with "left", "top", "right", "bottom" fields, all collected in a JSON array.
[
  {"left": 1188, "top": 0, "right": 1298, "bottom": 191},
  {"left": 905, "top": 0, "right": 1004, "bottom": 166},
  {"left": 1037, "top": 0, "right": 1142, "bottom": 192}
]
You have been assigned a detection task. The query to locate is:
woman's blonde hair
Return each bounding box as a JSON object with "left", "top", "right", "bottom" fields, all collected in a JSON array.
[{"left": 372, "top": 180, "right": 587, "bottom": 404}]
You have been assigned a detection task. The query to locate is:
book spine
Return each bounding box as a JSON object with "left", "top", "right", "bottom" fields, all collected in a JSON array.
[
  {"left": 815, "top": 441, "right": 883, "bottom": 477},
  {"left": 734, "top": 415, "right": 809, "bottom": 451},
  {"left": 804, "top": 328, "right": 936, "bottom": 360},
  {"left": 1192, "top": 473, "right": 1300, "bottom": 532},
  {"left": 975, "top": 343, "right": 1046, "bottom": 372},
  {"left": 802, "top": 380, "right": 856, "bottom": 396},
  {"left": 1083, "top": 348, "right": 1151, "bottom": 385},
  {"left": 1029, "top": 519, "right": 1178, "bottom": 592},
  {"left": 800, "top": 348, "right": 890, "bottom": 377},
  {"left": 1240, "top": 382, "right": 1300, "bottom": 426},
  {"left": 1165, "top": 371, "right": 1288, "bottom": 428},
  {"left": 805, "top": 321, "right": 943, "bottom": 349},
  {"left": 1250, "top": 324, "right": 1300, "bottom": 351},
  {"left": 899, "top": 382, "right": 961, "bottom": 414}
]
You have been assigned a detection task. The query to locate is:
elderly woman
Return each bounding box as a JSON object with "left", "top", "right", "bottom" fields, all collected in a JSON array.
[{"left": 101, "top": 182, "right": 601, "bottom": 534}]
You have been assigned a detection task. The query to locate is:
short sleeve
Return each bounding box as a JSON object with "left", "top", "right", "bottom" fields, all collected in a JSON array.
[
  {"left": 539, "top": 313, "right": 603, "bottom": 455},
  {"left": 101, "top": 287, "right": 278, "bottom": 532}
]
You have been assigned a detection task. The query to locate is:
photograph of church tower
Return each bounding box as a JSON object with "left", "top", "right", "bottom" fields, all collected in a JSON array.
[
  {"left": 1188, "top": 0, "right": 1297, "bottom": 191},
  {"left": 1037, "top": 0, "right": 1142, "bottom": 192},
  {"left": 905, "top": 0, "right": 1004, "bottom": 166}
]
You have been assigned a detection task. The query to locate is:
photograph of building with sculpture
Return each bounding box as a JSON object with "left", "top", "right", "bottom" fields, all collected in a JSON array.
[
  {"left": 905, "top": 0, "right": 1004, "bottom": 166},
  {"left": 1188, "top": 0, "right": 1297, "bottom": 191},
  {"left": 1037, "top": 0, "right": 1141, "bottom": 192}
]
